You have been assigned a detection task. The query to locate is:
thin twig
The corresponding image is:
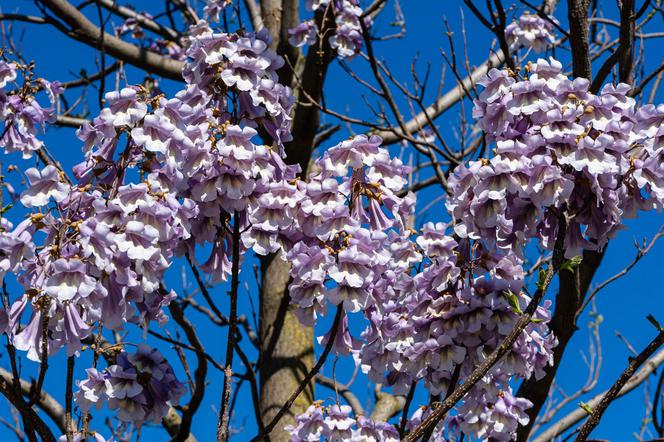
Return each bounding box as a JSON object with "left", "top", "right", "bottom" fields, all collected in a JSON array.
[{"left": 250, "top": 306, "right": 345, "bottom": 442}]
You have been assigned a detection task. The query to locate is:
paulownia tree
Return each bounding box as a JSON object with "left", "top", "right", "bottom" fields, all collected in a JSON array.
[{"left": 0, "top": 0, "right": 664, "bottom": 441}]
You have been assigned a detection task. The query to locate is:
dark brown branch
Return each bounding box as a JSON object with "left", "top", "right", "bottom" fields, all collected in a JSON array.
[
  {"left": 0, "top": 376, "right": 56, "bottom": 442},
  {"left": 55, "top": 61, "right": 120, "bottom": 90},
  {"left": 28, "top": 311, "right": 50, "bottom": 407},
  {"left": 216, "top": 211, "right": 241, "bottom": 442},
  {"left": 463, "top": 0, "right": 514, "bottom": 70},
  {"left": 168, "top": 302, "right": 207, "bottom": 442},
  {"left": 574, "top": 330, "right": 664, "bottom": 441},
  {"left": 579, "top": 227, "right": 664, "bottom": 313},
  {"left": 516, "top": 248, "right": 606, "bottom": 441},
  {"left": 377, "top": 51, "right": 504, "bottom": 145},
  {"left": 567, "top": 0, "right": 592, "bottom": 80},
  {"left": 530, "top": 348, "right": 663, "bottom": 442},
  {"left": 399, "top": 382, "right": 417, "bottom": 437},
  {"left": 630, "top": 58, "right": 664, "bottom": 97},
  {"left": 0, "top": 367, "right": 66, "bottom": 434},
  {"left": 0, "top": 14, "right": 49, "bottom": 24},
  {"left": 590, "top": 0, "right": 635, "bottom": 92},
  {"left": 233, "top": 341, "right": 264, "bottom": 434},
  {"left": 185, "top": 253, "right": 225, "bottom": 324},
  {"left": 64, "top": 356, "right": 74, "bottom": 442}
]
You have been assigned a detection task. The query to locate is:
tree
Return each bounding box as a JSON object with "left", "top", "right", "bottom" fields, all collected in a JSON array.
[{"left": 0, "top": 0, "right": 664, "bottom": 441}]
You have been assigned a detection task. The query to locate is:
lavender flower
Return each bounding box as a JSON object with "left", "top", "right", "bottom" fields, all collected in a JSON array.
[
  {"left": 20, "top": 165, "right": 70, "bottom": 207},
  {"left": 505, "top": 12, "right": 557, "bottom": 52},
  {"left": 75, "top": 347, "right": 185, "bottom": 426}
]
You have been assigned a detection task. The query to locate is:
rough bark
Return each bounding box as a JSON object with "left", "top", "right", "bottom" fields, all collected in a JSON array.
[
  {"left": 259, "top": 254, "right": 314, "bottom": 441},
  {"left": 566, "top": 0, "right": 592, "bottom": 79}
]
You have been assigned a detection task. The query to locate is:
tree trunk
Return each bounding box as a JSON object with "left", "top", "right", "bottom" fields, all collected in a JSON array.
[
  {"left": 259, "top": 254, "right": 314, "bottom": 441},
  {"left": 257, "top": 3, "right": 335, "bottom": 439}
]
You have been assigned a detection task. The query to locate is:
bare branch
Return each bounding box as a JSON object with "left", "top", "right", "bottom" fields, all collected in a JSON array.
[
  {"left": 579, "top": 226, "right": 664, "bottom": 314},
  {"left": 37, "top": 0, "right": 184, "bottom": 80},
  {"left": 217, "top": 212, "right": 241, "bottom": 442},
  {"left": 532, "top": 348, "right": 664, "bottom": 441},
  {"left": 377, "top": 51, "right": 503, "bottom": 145},
  {"left": 630, "top": 58, "right": 664, "bottom": 97},
  {"left": 567, "top": 0, "right": 592, "bottom": 79},
  {"left": 575, "top": 330, "right": 664, "bottom": 441},
  {"left": 168, "top": 302, "right": 207, "bottom": 442},
  {"left": 0, "top": 367, "right": 66, "bottom": 434}
]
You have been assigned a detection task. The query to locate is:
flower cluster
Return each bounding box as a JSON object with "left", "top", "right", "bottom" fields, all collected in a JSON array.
[
  {"left": 286, "top": 403, "right": 400, "bottom": 441},
  {"left": 1, "top": 18, "right": 303, "bottom": 427},
  {"left": 289, "top": 0, "right": 371, "bottom": 59},
  {"left": 183, "top": 24, "right": 295, "bottom": 146},
  {"left": 4, "top": 7, "right": 664, "bottom": 440},
  {"left": 359, "top": 222, "right": 555, "bottom": 441},
  {"left": 5, "top": 165, "right": 191, "bottom": 362},
  {"left": 0, "top": 18, "right": 301, "bottom": 431},
  {"left": 0, "top": 60, "right": 62, "bottom": 158},
  {"left": 75, "top": 346, "right": 185, "bottom": 425},
  {"left": 505, "top": 12, "right": 556, "bottom": 53},
  {"left": 284, "top": 134, "right": 415, "bottom": 333},
  {"left": 275, "top": 132, "right": 556, "bottom": 440},
  {"left": 448, "top": 57, "right": 664, "bottom": 258}
]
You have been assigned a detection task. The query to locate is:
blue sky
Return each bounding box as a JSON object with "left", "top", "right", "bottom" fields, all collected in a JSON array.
[{"left": 1, "top": 0, "right": 664, "bottom": 441}]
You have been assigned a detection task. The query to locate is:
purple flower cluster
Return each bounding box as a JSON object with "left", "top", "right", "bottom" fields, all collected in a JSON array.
[
  {"left": 6, "top": 166, "right": 191, "bottom": 361},
  {"left": 0, "top": 61, "right": 62, "bottom": 158},
  {"left": 448, "top": 58, "right": 664, "bottom": 258},
  {"left": 2, "top": 18, "right": 299, "bottom": 384},
  {"left": 271, "top": 132, "right": 556, "bottom": 440},
  {"left": 182, "top": 23, "right": 295, "bottom": 146},
  {"left": 286, "top": 403, "right": 400, "bottom": 441},
  {"left": 505, "top": 12, "right": 557, "bottom": 53},
  {"left": 289, "top": 0, "right": 370, "bottom": 59},
  {"left": 358, "top": 222, "right": 555, "bottom": 441},
  {"left": 284, "top": 134, "right": 415, "bottom": 331},
  {"left": 75, "top": 346, "right": 185, "bottom": 425}
]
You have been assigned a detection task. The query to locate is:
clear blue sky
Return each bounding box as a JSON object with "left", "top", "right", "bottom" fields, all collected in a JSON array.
[{"left": 1, "top": 1, "right": 664, "bottom": 441}]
